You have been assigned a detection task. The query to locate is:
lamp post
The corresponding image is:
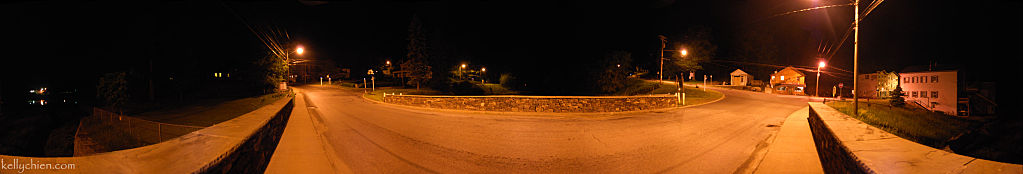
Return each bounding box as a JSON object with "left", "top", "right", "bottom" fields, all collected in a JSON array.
[
  {"left": 658, "top": 35, "right": 667, "bottom": 84},
  {"left": 853, "top": 0, "right": 860, "bottom": 115},
  {"left": 481, "top": 67, "right": 486, "bottom": 83},
  {"left": 816, "top": 61, "right": 825, "bottom": 97},
  {"left": 288, "top": 45, "right": 305, "bottom": 83},
  {"left": 460, "top": 64, "right": 467, "bottom": 80},
  {"left": 655, "top": 33, "right": 689, "bottom": 85}
]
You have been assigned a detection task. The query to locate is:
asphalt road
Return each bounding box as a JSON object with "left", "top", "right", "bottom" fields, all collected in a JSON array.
[{"left": 294, "top": 85, "right": 812, "bottom": 173}]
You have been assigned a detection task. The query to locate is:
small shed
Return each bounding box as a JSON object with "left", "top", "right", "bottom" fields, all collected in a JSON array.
[{"left": 730, "top": 69, "right": 751, "bottom": 86}]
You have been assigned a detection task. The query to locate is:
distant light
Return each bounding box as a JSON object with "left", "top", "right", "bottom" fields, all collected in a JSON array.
[
  {"left": 296, "top": 47, "right": 305, "bottom": 55},
  {"left": 481, "top": 67, "right": 486, "bottom": 72},
  {"left": 461, "top": 64, "right": 467, "bottom": 68},
  {"left": 818, "top": 61, "right": 826, "bottom": 68},
  {"left": 680, "top": 49, "right": 688, "bottom": 56},
  {"left": 386, "top": 60, "right": 391, "bottom": 65},
  {"left": 616, "top": 64, "right": 621, "bottom": 67},
  {"left": 30, "top": 90, "right": 35, "bottom": 93}
]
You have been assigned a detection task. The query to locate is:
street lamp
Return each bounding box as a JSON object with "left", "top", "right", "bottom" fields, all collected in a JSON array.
[
  {"left": 816, "top": 61, "right": 826, "bottom": 97},
  {"left": 460, "top": 64, "right": 467, "bottom": 80},
  {"left": 680, "top": 49, "right": 688, "bottom": 57},
  {"left": 481, "top": 67, "right": 487, "bottom": 83}
]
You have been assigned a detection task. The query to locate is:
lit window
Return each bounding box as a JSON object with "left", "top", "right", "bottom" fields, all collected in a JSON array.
[
  {"left": 780, "top": 76, "right": 785, "bottom": 80},
  {"left": 932, "top": 91, "right": 938, "bottom": 98}
]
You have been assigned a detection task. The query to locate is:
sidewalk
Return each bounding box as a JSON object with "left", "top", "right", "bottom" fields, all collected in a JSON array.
[
  {"left": 265, "top": 90, "right": 352, "bottom": 174},
  {"left": 752, "top": 106, "right": 824, "bottom": 174}
]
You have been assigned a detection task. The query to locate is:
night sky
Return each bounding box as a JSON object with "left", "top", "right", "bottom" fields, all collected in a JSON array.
[{"left": 2, "top": 0, "right": 1020, "bottom": 99}]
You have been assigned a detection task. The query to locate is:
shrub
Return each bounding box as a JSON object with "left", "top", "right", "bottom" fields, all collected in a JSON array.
[
  {"left": 450, "top": 80, "right": 485, "bottom": 95},
  {"left": 499, "top": 73, "right": 523, "bottom": 90}
]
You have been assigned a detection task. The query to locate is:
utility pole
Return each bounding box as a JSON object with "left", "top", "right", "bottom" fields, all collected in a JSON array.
[
  {"left": 658, "top": 35, "right": 667, "bottom": 84},
  {"left": 853, "top": 0, "right": 860, "bottom": 115}
]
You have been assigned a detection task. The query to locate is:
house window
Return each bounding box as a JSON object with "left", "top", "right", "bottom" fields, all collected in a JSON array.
[
  {"left": 921, "top": 91, "right": 928, "bottom": 98},
  {"left": 912, "top": 91, "right": 918, "bottom": 97},
  {"left": 780, "top": 76, "right": 785, "bottom": 80},
  {"left": 931, "top": 76, "right": 938, "bottom": 83},
  {"left": 932, "top": 91, "right": 938, "bottom": 98},
  {"left": 904, "top": 77, "right": 908, "bottom": 83}
]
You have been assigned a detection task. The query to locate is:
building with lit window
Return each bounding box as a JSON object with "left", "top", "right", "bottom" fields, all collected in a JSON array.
[
  {"left": 769, "top": 67, "right": 806, "bottom": 95},
  {"left": 856, "top": 71, "right": 899, "bottom": 99}
]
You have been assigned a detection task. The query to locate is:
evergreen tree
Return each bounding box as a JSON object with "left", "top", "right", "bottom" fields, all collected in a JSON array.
[
  {"left": 402, "top": 14, "right": 432, "bottom": 90},
  {"left": 890, "top": 84, "right": 907, "bottom": 107}
]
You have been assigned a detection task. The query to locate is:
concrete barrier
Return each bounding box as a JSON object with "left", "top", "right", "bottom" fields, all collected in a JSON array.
[
  {"left": 807, "top": 102, "right": 1021, "bottom": 174},
  {"left": 0, "top": 97, "right": 294, "bottom": 174},
  {"left": 382, "top": 94, "right": 677, "bottom": 113}
]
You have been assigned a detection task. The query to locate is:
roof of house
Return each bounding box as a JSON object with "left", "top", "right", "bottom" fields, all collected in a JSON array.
[
  {"left": 901, "top": 64, "right": 958, "bottom": 73},
  {"left": 730, "top": 69, "right": 749, "bottom": 76},
  {"left": 772, "top": 67, "right": 806, "bottom": 77}
]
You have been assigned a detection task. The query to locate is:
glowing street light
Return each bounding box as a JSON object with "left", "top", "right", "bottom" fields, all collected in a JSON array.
[
  {"left": 680, "top": 49, "right": 688, "bottom": 57},
  {"left": 481, "top": 67, "right": 487, "bottom": 83},
  {"left": 459, "top": 64, "right": 467, "bottom": 80},
  {"left": 296, "top": 47, "right": 305, "bottom": 55},
  {"left": 816, "top": 61, "right": 826, "bottom": 97}
]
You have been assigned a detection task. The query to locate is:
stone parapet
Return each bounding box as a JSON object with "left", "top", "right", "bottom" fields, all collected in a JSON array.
[{"left": 382, "top": 94, "right": 677, "bottom": 113}]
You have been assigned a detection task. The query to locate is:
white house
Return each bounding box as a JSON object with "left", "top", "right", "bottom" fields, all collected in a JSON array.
[
  {"left": 730, "top": 69, "right": 751, "bottom": 86},
  {"left": 899, "top": 70, "right": 958, "bottom": 115}
]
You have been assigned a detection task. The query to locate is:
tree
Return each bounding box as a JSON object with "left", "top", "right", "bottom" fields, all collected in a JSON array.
[
  {"left": 403, "top": 15, "right": 432, "bottom": 90},
  {"left": 666, "top": 26, "right": 716, "bottom": 76},
  {"left": 889, "top": 84, "right": 907, "bottom": 107},
  {"left": 734, "top": 27, "right": 779, "bottom": 80},
  {"left": 97, "top": 72, "right": 130, "bottom": 111},
  {"left": 253, "top": 51, "right": 289, "bottom": 93},
  {"left": 593, "top": 51, "right": 632, "bottom": 94}
]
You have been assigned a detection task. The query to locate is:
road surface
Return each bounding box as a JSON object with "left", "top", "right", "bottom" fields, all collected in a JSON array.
[{"left": 294, "top": 85, "right": 812, "bottom": 173}]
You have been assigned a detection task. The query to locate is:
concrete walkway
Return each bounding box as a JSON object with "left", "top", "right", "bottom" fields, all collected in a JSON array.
[
  {"left": 752, "top": 106, "right": 824, "bottom": 174},
  {"left": 265, "top": 90, "right": 352, "bottom": 174}
]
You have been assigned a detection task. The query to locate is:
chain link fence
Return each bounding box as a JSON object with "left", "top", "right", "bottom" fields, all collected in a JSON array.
[{"left": 81, "top": 108, "right": 205, "bottom": 147}]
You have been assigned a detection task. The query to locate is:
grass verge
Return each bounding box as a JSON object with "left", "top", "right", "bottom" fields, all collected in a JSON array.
[
  {"left": 825, "top": 100, "right": 980, "bottom": 148},
  {"left": 616, "top": 78, "right": 723, "bottom": 106},
  {"left": 134, "top": 92, "right": 293, "bottom": 127},
  {"left": 363, "top": 87, "right": 442, "bottom": 102}
]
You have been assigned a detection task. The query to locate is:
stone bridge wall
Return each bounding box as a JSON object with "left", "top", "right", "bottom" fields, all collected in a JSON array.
[
  {"left": 0, "top": 97, "right": 294, "bottom": 174},
  {"left": 806, "top": 102, "right": 1021, "bottom": 174},
  {"left": 382, "top": 94, "right": 677, "bottom": 112}
]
